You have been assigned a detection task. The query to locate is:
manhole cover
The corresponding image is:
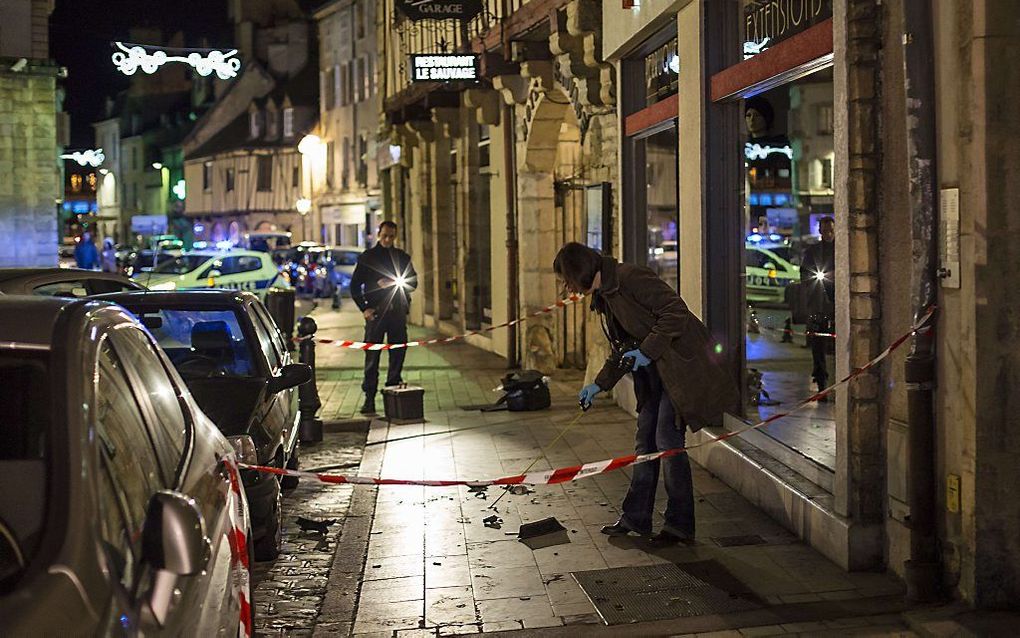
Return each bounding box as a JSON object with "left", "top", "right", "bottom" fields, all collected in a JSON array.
[
  {"left": 572, "top": 564, "right": 760, "bottom": 625},
  {"left": 712, "top": 534, "right": 767, "bottom": 547}
]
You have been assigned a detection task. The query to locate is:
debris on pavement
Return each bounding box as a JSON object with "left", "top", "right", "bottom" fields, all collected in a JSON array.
[
  {"left": 483, "top": 514, "right": 503, "bottom": 529},
  {"left": 508, "top": 485, "right": 533, "bottom": 496},
  {"left": 295, "top": 516, "right": 337, "bottom": 534},
  {"left": 517, "top": 516, "right": 570, "bottom": 550}
]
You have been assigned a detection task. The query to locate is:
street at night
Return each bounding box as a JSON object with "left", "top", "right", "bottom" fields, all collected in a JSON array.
[{"left": 2, "top": 0, "right": 1020, "bottom": 636}]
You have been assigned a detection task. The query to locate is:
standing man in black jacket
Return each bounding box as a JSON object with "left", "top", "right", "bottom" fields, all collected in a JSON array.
[
  {"left": 350, "top": 221, "right": 418, "bottom": 414},
  {"left": 800, "top": 216, "right": 836, "bottom": 393}
]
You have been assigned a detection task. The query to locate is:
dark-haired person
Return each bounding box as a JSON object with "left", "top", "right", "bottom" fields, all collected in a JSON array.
[
  {"left": 554, "top": 242, "right": 738, "bottom": 544},
  {"left": 350, "top": 221, "right": 418, "bottom": 414}
]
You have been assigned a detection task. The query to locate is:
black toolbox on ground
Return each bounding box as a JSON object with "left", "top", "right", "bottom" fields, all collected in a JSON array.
[{"left": 382, "top": 385, "right": 425, "bottom": 423}]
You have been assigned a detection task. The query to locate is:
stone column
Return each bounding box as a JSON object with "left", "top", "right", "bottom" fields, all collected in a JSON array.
[{"left": 430, "top": 107, "right": 459, "bottom": 323}]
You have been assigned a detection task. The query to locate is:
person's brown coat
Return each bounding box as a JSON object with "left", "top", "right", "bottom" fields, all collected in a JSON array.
[{"left": 593, "top": 256, "right": 739, "bottom": 431}]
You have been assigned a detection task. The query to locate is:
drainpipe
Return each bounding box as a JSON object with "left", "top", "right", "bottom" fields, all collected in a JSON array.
[
  {"left": 504, "top": 102, "right": 519, "bottom": 367},
  {"left": 902, "top": 0, "right": 941, "bottom": 603}
]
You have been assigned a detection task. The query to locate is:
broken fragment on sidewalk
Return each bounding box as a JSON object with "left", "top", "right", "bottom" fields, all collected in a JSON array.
[{"left": 483, "top": 514, "right": 503, "bottom": 529}]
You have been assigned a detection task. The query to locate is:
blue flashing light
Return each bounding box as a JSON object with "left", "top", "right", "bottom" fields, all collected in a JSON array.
[
  {"left": 769, "top": 233, "right": 782, "bottom": 242},
  {"left": 215, "top": 240, "right": 235, "bottom": 251},
  {"left": 747, "top": 233, "right": 763, "bottom": 243},
  {"left": 748, "top": 193, "right": 759, "bottom": 206},
  {"left": 774, "top": 193, "right": 790, "bottom": 205},
  {"left": 759, "top": 194, "right": 773, "bottom": 206},
  {"left": 62, "top": 201, "right": 71, "bottom": 211}
]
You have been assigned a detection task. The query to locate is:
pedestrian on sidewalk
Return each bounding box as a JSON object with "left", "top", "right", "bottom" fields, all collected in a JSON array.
[
  {"left": 554, "top": 242, "right": 738, "bottom": 544},
  {"left": 350, "top": 220, "right": 418, "bottom": 415}
]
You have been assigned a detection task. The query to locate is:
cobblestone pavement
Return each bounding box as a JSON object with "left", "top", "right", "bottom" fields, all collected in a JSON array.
[{"left": 252, "top": 430, "right": 366, "bottom": 637}]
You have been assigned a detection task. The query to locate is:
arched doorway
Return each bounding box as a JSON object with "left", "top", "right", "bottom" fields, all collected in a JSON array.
[{"left": 517, "top": 85, "right": 587, "bottom": 372}]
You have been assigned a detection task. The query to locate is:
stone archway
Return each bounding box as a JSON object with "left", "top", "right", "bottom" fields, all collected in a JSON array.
[{"left": 517, "top": 80, "right": 585, "bottom": 373}]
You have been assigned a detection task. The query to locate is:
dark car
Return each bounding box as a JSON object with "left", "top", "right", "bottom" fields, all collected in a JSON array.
[
  {"left": 97, "top": 290, "right": 310, "bottom": 561},
  {"left": 123, "top": 249, "right": 176, "bottom": 277},
  {"left": 0, "top": 268, "right": 145, "bottom": 297},
  {"left": 0, "top": 296, "right": 254, "bottom": 636}
]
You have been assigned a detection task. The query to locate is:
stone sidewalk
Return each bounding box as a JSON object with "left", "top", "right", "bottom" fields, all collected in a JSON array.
[{"left": 303, "top": 304, "right": 914, "bottom": 637}]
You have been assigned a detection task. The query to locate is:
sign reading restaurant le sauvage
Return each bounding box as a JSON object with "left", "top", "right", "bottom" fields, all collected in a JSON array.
[
  {"left": 743, "top": 0, "right": 833, "bottom": 53},
  {"left": 410, "top": 54, "right": 479, "bottom": 82},
  {"left": 395, "top": 0, "right": 483, "bottom": 21}
]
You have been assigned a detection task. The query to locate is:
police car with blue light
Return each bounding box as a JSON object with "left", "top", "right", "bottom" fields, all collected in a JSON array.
[
  {"left": 745, "top": 233, "right": 800, "bottom": 304},
  {"left": 134, "top": 245, "right": 289, "bottom": 298}
]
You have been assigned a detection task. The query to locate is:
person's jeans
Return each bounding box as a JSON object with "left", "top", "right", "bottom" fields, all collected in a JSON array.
[
  {"left": 620, "top": 366, "right": 695, "bottom": 536},
  {"left": 362, "top": 312, "right": 409, "bottom": 397},
  {"left": 807, "top": 313, "right": 833, "bottom": 388}
]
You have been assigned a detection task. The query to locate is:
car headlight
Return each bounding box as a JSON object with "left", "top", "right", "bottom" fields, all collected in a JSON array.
[{"left": 150, "top": 281, "right": 177, "bottom": 291}]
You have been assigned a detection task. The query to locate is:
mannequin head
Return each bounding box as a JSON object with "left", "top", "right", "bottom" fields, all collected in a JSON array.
[{"left": 744, "top": 96, "right": 775, "bottom": 138}]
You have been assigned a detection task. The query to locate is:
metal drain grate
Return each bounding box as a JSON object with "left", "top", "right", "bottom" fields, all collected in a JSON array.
[
  {"left": 711, "top": 534, "right": 767, "bottom": 547},
  {"left": 572, "top": 564, "right": 760, "bottom": 625}
]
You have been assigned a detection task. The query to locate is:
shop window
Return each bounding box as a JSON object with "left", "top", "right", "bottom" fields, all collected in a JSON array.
[
  {"left": 645, "top": 36, "right": 679, "bottom": 104},
  {"left": 70, "top": 173, "right": 82, "bottom": 193},
  {"left": 637, "top": 126, "right": 679, "bottom": 289},
  {"left": 226, "top": 167, "right": 235, "bottom": 192},
  {"left": 203, "top": 161, "right": 212, "bottom": 191},
  {"left": 283, "top": 108, "right": 294, "bottom": 138},
  {"left": 250, "top": 111, "right": 261, "bottom": 138},
  {"left": 741, "top": 68, "right": 836, "bottom": 469}
]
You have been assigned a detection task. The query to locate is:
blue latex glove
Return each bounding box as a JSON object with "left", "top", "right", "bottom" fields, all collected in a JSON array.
[
  {"left": 578, "top": 383, "right": 602, "bottom": 410},
  {"left": 624, "top": 348, "right": 652, "bottom": 371}
]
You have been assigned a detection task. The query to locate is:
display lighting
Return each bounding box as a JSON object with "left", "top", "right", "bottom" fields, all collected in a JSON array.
[
  {"left": 744, "top": 142, "right": 793, "bottom": 161},
  {"left": 111, "top": 41, "right": 241, "bottom": 80},
  {"left": 61, "top": 149, "right": 105, "bottom": 167}
]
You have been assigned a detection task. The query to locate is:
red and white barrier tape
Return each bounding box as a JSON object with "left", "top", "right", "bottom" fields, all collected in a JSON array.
[
  {"left": 754, "top": 321, "right": 837, "bottom": 339},
  {"left": 224, "top": 457, "right": 253, "bottom": 638},
  {"left": 304, "top": 295, "right": 584, "bottom": 350},
  {"left": 247, "top": 307, "right": 935, "bottom": 488}
]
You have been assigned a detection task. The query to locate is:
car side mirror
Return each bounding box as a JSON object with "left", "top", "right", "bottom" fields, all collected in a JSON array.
[
  {"left": 268, "top": 363, "right": 312, "bottom": 394},
  {"left": 141, "top": 491, "right": 209, "bottom": 577},
  {"left": 139, "top": 491, "right": 209, "bottom": 627}
]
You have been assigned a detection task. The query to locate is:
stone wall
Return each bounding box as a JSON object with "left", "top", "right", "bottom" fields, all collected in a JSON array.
[{"left": 0, "top": 69, "right": 59, "bottom": 267}]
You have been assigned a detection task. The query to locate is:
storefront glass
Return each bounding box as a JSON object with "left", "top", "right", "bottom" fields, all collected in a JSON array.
[
  {"left": 640, "top": 127, "right": 679, "bottom": 288},
  {"left": 742, "top": 68, "right": 836, "bottom": 469}
]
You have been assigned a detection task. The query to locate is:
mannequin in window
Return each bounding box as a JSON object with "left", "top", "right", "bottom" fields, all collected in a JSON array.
[{"left": 744, "top": 96, "right": 792, "bottom": 218}]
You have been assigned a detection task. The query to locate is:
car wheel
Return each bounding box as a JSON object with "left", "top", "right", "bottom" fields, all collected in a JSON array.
[
  {"left": 253, "top": 481, "right": 282, "bottom": 561},
  {"left": 281, "top": 444, "right": 300, "bottom": 490}
]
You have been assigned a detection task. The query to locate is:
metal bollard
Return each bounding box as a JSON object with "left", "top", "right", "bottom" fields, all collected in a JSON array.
[{"left": 297, "top": 316, "right": 324, "bottom": 443}]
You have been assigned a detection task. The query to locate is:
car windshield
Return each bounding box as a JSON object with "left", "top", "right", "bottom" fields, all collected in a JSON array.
[
  {"left": 122, "top": 307, "right": 258, "bottom": 379},
  {"left": 153, "top": 254, "right": 210, "bottom": 275},
  {"left": 766, "top": 246, "right": 794, "bottom": 264},
  {"left": 0, "top": 352, "right": 51, "bottom": 591}
]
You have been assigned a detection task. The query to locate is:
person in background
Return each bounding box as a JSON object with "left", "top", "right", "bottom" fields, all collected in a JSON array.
[
  {"left": 554, "top": 242, "right": 738, "bottom": 544},
  {"left": 74, "top": 232, "right": 99, "bottom": 270},
  {"left": 101, "top": 237, "right": 117, "bottom": 272},
  {"left": 801, "top": 216, "right": 836, "bottom": 394},
  {"left": 350, "top": 221, "right": 418, "bottom": 415}
]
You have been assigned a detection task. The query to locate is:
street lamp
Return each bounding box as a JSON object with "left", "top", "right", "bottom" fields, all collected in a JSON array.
[{"left": 296, "top": 197, "right": 312, "bottom": 240}]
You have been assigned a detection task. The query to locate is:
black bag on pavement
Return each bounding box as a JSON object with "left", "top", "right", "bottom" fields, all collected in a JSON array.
[{"left": 497, "top": 370, "right": 551, "bottom": 411}]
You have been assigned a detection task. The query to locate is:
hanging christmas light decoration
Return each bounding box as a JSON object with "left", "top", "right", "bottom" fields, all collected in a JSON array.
[
  {"left": 60, "top": 149, "right": 105, "bottom": 167},
  {"left": 111, "top": 42, "right": 241, "bottom": 80}
]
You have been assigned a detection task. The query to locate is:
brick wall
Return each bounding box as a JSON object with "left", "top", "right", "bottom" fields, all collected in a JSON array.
[{"left": 0, "top": 70, "right": 59, "bottom": 267}]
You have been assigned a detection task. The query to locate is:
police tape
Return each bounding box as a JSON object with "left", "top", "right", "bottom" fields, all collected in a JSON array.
[
  {"left": 305, "top": 294, "right": 585, "bottom": 350},
  {"left": 247, "top": 307, "right": 935, "bottom": 487},
  {"left": 753, "top": 319, "right": 837, "bottom": 339},
  {"left": 223, "top": 456, "right": 253, "bottom": 638}
]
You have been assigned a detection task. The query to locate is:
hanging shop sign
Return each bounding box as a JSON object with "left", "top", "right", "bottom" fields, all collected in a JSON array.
[
  {"left": 743, "top": 0, "right": 832, "bottom": 56},
  {"left": 395, "top": 0, "right": 483, "bottom": 21},
  {"left": 410, "top": 54, "right": 479, "bottom": 82}
]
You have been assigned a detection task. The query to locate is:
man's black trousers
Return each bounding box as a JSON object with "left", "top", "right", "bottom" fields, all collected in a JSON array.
[{"left": 362, "top": 312, "right": 409, "bottom": 396}]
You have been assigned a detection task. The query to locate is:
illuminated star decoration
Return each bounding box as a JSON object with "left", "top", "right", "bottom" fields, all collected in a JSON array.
[
  {"left": 111, "top": 42, "right": 241, "bottom": 80},
  {"left": 61, "top": 149, "right": 105, "bottom": 167},
  {"left": 744, "top": 142, "right": 793, "bottom": 161}
]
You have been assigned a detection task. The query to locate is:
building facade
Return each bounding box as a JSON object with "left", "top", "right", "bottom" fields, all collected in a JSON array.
[
  {"left": 378, "top": 0, "right": 616, "bottom": 372},
  {"left": 598, "top": 0, "right": 1020, "bottom": 609},
  {"left": 183, "top": 0, "right": 318, "bottom": 244},
  {"left": 0, "top": 0, "right": 62, "bottom": 267},
  {"left": 311, "top": 0, "right": 382, "bottom": 249}
]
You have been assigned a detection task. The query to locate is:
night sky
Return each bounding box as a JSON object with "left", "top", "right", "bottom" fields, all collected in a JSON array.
[{"left": 50, "top": 0, "right": 231, "bottom": 147}]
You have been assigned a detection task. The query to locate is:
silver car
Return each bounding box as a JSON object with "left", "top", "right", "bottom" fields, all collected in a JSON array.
[{"left": 0, "top": 296, "right": 255, "bottom": 636}]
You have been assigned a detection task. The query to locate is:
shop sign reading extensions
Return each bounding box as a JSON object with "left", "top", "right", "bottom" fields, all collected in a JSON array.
[
  {"left": 743, "top": 0, "right": 832, "bottom": 56},
  {"left": 410, "top": 54, "right": 479, "bottom": 82}
]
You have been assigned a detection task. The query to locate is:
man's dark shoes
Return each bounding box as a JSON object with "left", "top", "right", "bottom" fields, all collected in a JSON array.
[
  {"left": 360, "top": 396, "right": 377, "bottom": 415},
  {"left": 601, "top": 519, "right": 642, "bottom": 537}
]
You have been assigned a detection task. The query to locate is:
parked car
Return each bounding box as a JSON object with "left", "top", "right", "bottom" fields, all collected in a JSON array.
[
  {"left": 308, "top": 245, "right": 363, "bottom": 305},
  {"left": 745, "top": 244, "right": 800, "bottom": 304},
  {"left": 136, "top": 249, "right": 289, "bottom": 300},
  {"left": 0, "top": 268, "right": 145, "bottom": 297},
  {"left": 0, "top": 296, "right": 254, "bottom": 635},
  {"left": 123, "top": 249, "right": 177, "bottom": 277},
  {"left": 97, "top": 290, "right": 311, "bottom": 561}
]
